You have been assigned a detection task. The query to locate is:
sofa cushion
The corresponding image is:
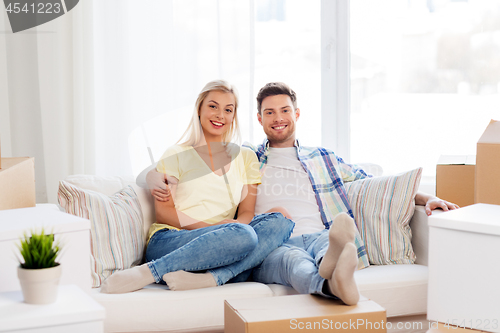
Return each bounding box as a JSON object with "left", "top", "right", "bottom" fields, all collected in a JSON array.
[
  {"left": 63, "top": 175, "right": 155, "bottom": 240},
  {"left": 58, "top": 181, "right": 145, "bottom": 287},
  {"left": 345, "top": 168, "right": 423, "bottom": 265},
  {"left": 91, "top": 282, "right": 274, "bottom": 333},
  {"left": 354, "top": 264, "right": 428, "bottom": 317}
]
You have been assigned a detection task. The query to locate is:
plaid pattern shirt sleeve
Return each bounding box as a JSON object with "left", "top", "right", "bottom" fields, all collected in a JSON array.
[{"left": 336, "top": 154, "right": 371, "bottom": 183}]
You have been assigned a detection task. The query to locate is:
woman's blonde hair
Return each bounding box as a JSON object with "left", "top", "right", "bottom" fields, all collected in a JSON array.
[{"left": 177, "top": 80, "right": 241, "bottom": 146}]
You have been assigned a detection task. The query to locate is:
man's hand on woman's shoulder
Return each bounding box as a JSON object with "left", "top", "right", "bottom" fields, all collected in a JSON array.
[{"left": 146, "top": 169, "right": 171, "bottom": 202}]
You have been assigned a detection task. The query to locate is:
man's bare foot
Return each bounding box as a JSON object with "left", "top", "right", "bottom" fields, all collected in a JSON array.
[
  {"left": 326, "top": 243, "right": 360, "bottom": 305},
  {"left": 318, "top": 213, "right": 356, "bottom": 279}
]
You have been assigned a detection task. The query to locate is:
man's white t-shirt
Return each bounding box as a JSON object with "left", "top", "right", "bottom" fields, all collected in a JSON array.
[{"left": 255, "top": 147, "right": 325, "bottom": 237}]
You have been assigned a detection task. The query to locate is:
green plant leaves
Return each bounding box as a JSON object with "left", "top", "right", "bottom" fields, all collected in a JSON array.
[{"left": 18, "top": 229, "right": 61, "bottom": 269}]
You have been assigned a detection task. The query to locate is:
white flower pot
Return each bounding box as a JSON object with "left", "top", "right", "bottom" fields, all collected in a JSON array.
[{"left": 17, "top": 264, "right": 62, "bottom": 304}]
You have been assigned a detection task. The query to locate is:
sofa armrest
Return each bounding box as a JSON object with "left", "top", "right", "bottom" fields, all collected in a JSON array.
[
  {"left": 410, "top": 205, "right": 446, "bottom": 266},
  {"left": 410, "top": 206, "right": 429, "bottom": 266}
]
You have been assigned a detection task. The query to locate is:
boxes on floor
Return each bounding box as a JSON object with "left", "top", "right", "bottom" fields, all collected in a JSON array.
[{"left": 225, "top": 294, "right": 386, "bottom": 333}]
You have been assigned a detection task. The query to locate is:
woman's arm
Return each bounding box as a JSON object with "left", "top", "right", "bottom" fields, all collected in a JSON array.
[{"left": 232, "top": 184, "right": 258, "bottom": 225}]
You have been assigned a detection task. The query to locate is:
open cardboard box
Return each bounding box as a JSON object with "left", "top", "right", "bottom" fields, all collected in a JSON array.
[{"left": 225, "top": 294, "right": 386, "bottom": 333}]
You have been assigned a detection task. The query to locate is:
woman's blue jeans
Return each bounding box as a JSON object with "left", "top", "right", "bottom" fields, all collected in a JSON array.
[{"left": 145, "top": 212, "right": 295, "bottom": 286}]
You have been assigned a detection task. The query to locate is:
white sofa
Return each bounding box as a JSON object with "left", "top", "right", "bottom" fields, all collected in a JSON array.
[{"left": 62, "top": 174, "right": 440, "bottom": 333}]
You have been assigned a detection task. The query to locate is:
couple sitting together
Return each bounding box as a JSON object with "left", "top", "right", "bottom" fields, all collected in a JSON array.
[{"left": 101, "top": 80, "right": 458, "bottom": 305}]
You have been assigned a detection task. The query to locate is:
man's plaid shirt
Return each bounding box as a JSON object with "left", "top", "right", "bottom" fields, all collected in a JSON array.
[{"left": 244, "top": 139, "right": 371, "bottom": 268}]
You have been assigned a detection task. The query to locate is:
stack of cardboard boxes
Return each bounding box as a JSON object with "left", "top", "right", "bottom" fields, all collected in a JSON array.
[
  {"left": 437, "top": 120, "right": 500, "bottom": 207},
  {"left": 0, "top": 144, "right": 36, "bottom": 210}
]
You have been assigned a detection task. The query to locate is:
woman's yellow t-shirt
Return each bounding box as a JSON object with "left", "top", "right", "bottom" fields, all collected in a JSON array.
[{"left": 148, "top": 145, "right": 261, "bottom": 240}]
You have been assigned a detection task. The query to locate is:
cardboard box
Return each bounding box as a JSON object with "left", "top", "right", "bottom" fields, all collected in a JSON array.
[
  {"left": 428, "top": 204, "right": 500, "bottom": 333},
  {"left": 225, "top": 295, "right": 387, "bottom": 333},
  {"left": 0, "top": 157, "right": 36, "bottom": 210},
  {"left": 476, "top": 119, "right": 500, "bottom": 205},
  {"left": 436, "top": 155, "right": 475, "bottom": 207}
]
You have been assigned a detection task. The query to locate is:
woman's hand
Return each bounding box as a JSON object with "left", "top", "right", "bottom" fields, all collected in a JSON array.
[{"left": 146, "top": 169, "right": 171, "bottom": 201}]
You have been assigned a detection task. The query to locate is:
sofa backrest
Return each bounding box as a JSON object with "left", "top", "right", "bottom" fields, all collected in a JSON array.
[{"left": 63, "top": 175, "right": 155, "bottom": 242}]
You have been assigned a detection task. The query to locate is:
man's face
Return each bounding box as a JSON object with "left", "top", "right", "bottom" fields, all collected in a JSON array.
[{"left": 257, "top": 94, "right": 300, "bottom": 148}]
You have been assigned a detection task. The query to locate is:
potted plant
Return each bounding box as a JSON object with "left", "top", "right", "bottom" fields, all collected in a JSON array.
[{"left": 17, "top": 229, "right": 62, "bottom": 304}]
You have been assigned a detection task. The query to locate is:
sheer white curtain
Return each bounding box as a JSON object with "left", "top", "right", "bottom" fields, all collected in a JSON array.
[
  {"left": 0, "top": 0, "right": 96, "bottom": 204},
  {"left": 0, "top": 0, "right": 252, "bottom": 204}
]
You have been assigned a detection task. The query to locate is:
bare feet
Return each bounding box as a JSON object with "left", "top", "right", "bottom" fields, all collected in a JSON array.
[
  {"left": 100, "top": 264, "right": 155, "bottom": 294},
  {"left": 163, "top": 271, "right": 217, "bottom": 291},
  {"left": 326, "top": 243, "right": 360, "bottom": 305},
  {"left": 318, "top": 213, "right": 356, "bottom": 279}
]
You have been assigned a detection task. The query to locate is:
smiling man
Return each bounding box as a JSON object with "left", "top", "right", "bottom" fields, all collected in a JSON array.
[{"left": 243, "top": 82, "right": 459, "bottom": 305}]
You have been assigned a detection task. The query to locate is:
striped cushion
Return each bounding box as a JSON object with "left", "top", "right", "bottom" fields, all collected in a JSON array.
[
  {"left": 344, "top": 168, "right": 422, "bottom": 265},
  {"left": 58, "top": 181, "right": 145, "bottom": 287}
]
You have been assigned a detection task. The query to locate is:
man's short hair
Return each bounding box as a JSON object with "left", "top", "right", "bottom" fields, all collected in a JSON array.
[{"left": 256, "top": 82, "right": 297, "bottom": 114}]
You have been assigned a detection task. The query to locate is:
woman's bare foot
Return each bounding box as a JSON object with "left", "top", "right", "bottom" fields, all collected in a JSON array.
[
  {"left": 163, "top": 271, "right": 217, "bottom": 291},
  {"left": 100, "top": 264, "right": 155, "bottom": 294}
]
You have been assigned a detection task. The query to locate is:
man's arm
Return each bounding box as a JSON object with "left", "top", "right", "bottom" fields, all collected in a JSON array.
[
  {"left": 415, "top": 192, "right": 460, "bottom": 216},
  {"left": 136, "top": 167, "right": 171, "bottom": 202},
  {"left": 335, "top": 154, "right": 371, "bottom": 182}
]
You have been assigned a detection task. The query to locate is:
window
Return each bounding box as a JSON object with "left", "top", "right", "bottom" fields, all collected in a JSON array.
[
  {"left": 253, "top": 0, "right": 321, "bottom": 145},
  {"left": 350, "top": 0, "right": 500, "bottom": 188}
]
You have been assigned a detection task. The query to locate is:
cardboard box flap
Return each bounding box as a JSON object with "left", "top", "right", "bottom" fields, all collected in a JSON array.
[
  {"left": 428, "top": 204, "right": 500, "bottom": 236},
  {"left": 477, "top": 119, "right": 500, "bottom": 144},
  {"left": 437, "top": 155, "right": 476, "bottom": 165}
]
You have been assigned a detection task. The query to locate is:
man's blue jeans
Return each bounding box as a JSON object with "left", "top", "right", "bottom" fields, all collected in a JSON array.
[
  {"left": 252, "top": 229, "right": 337, "bottom": 298},
  {"left": 145, "top": 212, "right": 295, "bottom": 286}
]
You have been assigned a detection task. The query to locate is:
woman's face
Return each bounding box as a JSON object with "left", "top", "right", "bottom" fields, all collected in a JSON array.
[{"left": 198, "top": 90, "right": 236, "bottom": 142}]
